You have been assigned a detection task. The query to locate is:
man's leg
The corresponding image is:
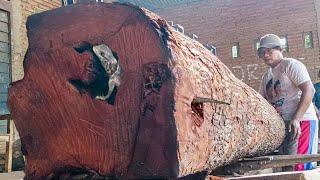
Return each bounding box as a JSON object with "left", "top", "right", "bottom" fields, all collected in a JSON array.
[
  {"left": 281, "top": 121, "right": 297, "bottom": 171},
  {"left": 294, "top": 120, "right": 318, "bottom": 171}
]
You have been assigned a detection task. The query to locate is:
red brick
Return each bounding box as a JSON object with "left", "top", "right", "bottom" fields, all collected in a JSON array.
[{"left": 155, "top": 0, "right": 320, "bottom": 90}]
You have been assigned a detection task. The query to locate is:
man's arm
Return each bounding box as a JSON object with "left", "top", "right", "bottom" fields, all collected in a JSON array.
[
  {"left": 259, "top": 74, "right": 267, "bottom": 98},
  {"left": 289, "top": 80, "right": 315, "bottom": 139},
  {"left": 315, "top": 106, "right": 320, "bottom": 120}
]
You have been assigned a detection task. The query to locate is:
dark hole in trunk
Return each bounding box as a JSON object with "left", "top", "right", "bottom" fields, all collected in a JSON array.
[{"left": 191, "top": 101, "right": 204, "bottom": 120}]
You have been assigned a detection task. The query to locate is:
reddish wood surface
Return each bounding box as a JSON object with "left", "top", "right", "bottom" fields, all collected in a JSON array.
[{"left": 8, "top": 2, "right": 285, "bottom": 179}]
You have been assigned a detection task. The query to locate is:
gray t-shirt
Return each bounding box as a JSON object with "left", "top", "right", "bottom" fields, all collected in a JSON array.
[{"left": 259, "top": 58, "right": 317, "bottom": 121}]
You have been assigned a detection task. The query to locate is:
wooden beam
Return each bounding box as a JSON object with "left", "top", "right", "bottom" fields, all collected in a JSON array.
[
  {"left": 4, "top": 119, "right": 13, "bottom": 172},
  {"left": 0, "top": 113, "right": 10, "bottom": 120},
  {"left": 226, "top": 167, "right": 320, "bottom": 180},
  {"left": 224, "top": 154, "right": 320, "bottom": 175}
]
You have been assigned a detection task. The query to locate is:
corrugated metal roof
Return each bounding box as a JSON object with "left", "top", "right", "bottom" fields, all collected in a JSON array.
[{"left": 118, "top": 0, "right": 204, "bottom": 11}]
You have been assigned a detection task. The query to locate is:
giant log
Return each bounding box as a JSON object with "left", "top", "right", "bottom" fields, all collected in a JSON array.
[{"left": 8, "top": 2, "right": 285, "bottom": 179}]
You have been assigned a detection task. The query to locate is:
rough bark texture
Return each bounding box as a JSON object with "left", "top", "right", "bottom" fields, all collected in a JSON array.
[{"left": 7, "top": 2, "right": 285, "bottom": 179}]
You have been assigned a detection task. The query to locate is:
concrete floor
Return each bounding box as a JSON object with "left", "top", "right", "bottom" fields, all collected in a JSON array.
[{"left": 0, "top": 171, "right": 24, "bottom": 180}]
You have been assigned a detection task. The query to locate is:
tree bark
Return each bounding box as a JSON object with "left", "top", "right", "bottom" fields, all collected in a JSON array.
[{"left": 8, "top": 2, "right": 285, "bottom": 179}]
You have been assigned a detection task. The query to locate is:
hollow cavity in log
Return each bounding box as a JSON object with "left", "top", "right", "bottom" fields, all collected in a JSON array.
[{"left": 70, "top": 42, "right": 122, "bottom": 105}]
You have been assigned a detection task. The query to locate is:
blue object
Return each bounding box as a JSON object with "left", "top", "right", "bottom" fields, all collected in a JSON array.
[{"left": 313, "top": 82, "right": 320, "bottom": 109}]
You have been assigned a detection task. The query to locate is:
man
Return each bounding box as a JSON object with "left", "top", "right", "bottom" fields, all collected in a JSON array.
[{"left": 258, "top": 34, "right": 318, "bottom": 171}]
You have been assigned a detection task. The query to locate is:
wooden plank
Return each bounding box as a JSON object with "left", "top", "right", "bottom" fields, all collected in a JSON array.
[
  {"left": 239, "top": 154, "right": 320, "bottom": 162},
  {"left": 5, "top": 119, "right": 13, "bottom": 172},
  {"left": 0, "top": 134, "right": 9, "bottom": 141},
  {"left": 0, "top": 113, "right": 10, "bottom": 120},
  {"left": 244, "top": 154, "right": 320, "bottom": 161},
  {"left": 0, "top": 142, "right": 5, "bottom": 154},
  {"left": 226, "top": 154, "right": 320, "bottom": 175},
  {"left": 0, "top": 171, "right": 24, "bottom": 179},
  {"left": 227, "top": 167, "right": 320, "bottom": 180},
  {"left": 228, "top": 172, "right": 304, "bottom": 180}
]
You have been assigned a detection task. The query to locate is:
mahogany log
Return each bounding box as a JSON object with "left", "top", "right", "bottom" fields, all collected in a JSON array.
[{"left": 8, "top": 2, "right": 285, "bottom": 179}]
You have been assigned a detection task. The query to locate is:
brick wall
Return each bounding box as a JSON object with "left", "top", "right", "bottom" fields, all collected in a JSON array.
[
  {"left": 147, "top": 0, "right": 320, "bottom": 90},
  {"left": 118, "top": 0, "right": 206, "bottom": 11},
  {"left": 11, "top": 0, "right": 62, "bottom": 82}
]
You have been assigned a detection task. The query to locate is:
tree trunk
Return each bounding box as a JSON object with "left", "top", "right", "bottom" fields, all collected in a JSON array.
[{"left": 8, "top": 2, "right": 285, "bottom": 179}]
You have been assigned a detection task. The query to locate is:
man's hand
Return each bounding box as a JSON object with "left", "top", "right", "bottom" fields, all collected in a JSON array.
[
  {"left": 288, "top": 119, "right": 301, "bottom": 140},
  {"left": 289, "top": 81, "right": 315, "bottom": 140}
]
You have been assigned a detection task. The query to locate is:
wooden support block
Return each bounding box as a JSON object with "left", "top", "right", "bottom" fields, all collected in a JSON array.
[
  {"left": 5, "top": 119, "right": 13, "bottom": 172},
  {"left": 0, "top": 114, "right": 13, "bottom": 172},
  {"left": 227, "top": 167, "right": 320, "bottom": 180}
]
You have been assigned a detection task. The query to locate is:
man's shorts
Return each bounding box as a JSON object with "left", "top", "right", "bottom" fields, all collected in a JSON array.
[{"left": 280, "top": 120, "right": 318, "bottom": 171}]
